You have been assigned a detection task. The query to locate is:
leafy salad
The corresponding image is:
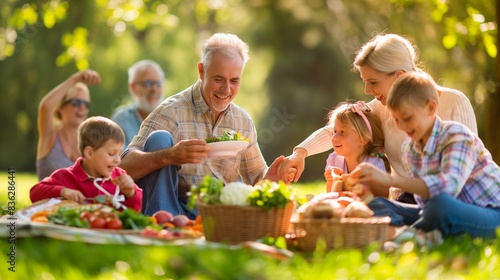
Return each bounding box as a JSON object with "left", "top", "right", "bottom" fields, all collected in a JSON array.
[
  {"left": 205, "top": 130, "right": 248, "bottom": 143},
  {"left": 188, "top": 175, "right": 302, "bottom": 210}
]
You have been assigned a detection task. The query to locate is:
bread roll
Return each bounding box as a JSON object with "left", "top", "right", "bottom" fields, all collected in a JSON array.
[{"left": 342, "top": 201, "right": 374, "bottom": 218}]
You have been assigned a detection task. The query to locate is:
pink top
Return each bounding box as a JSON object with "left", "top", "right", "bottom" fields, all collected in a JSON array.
[
  {"left": 326, "top": 151, "right": 387, "bottom": 174},
  {"left": 30, "top": 158, "right": 143, "bottom": 212}
]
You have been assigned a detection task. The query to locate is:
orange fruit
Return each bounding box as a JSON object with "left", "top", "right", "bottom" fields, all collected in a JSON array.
[
  {"left": 32, "top": 216, "right": 49, "bottom": 223},
  {"left": 195, "top": 215, "right": 202, "bottom": 224},
  {"left": 191, "top": 224, "right": 203, "bottom": 232},
  {"left": 30, "top": 210, "right": 50, "bottom": 221}
]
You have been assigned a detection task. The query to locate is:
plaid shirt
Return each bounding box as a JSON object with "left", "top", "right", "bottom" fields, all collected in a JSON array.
[
  {"left": 403, "top": 118, "right": 500, "bottom": 208},
  {"left": 127, "top": 80, "right": 267, "bottom": 187}
]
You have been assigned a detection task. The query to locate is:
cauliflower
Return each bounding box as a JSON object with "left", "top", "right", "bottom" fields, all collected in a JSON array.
[{"left": 220, "top": 182, "right": 254, "bottom": 206}]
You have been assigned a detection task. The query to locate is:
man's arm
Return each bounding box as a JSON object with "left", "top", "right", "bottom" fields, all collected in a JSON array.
[
  {"left": 119, "top": 148, "right": 173, "bottom": 179},
  {"left": 119, "top": 139, "right": 209, "bottom": 180}
]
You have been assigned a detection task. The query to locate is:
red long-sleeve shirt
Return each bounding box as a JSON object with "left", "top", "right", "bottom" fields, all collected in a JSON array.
[{"left": 30, "top": 158, "right": 143, "bottom": 212}]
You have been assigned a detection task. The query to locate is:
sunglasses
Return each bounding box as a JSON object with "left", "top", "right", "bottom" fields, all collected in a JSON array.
[
  {"left": 138, "top": 80, "right": 162, "bottom": 89},
  {"left": 63, "top": 98, "right": 90, "bottom": 109}
]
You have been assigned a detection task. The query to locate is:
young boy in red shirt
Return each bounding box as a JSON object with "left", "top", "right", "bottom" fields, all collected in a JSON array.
[{"left": 31, "top": 116, "right": 142, "bottom": 212}]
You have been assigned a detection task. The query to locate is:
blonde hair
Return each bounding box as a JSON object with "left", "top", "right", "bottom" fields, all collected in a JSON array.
[
  {"left": 201, "top": 33, "right": 250, "bottom": 69},
  {"left": 353, "top": 34, "right": 421, "bottom": 74},
  {"left": 78, "top": 116, "right": 124, "bottom": 154},
  {"left": 387, "top": 72, "right": 439, "bottom": 111},
  {"left": 327, "top": 102, "right": 387, "bottom": 168},
  {"left": 55, "top": 82, "right": 90, "bottom": 120}
]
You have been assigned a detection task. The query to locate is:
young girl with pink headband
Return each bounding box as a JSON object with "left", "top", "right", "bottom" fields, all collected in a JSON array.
[{"left": 324, "top": 101, "right": 390, "bottom": 191}]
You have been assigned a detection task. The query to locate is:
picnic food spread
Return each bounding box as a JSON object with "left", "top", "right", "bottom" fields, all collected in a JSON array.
[
  {"left": 23, "top": 198, "right": 203, "bottom": 241},
  {"left": 11, "top": 174, "right": 390, "bottom": 253}
]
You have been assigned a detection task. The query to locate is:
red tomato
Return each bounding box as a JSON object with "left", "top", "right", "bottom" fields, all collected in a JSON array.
[
  {"left": 79, "top": 211, "right": 92, "bottom": 221},
  {"left": 89, "top": 216, "right": 106, "bottom": 229},
  {"left": 106, "top": 218, "right": 123, "bottom": 230}
]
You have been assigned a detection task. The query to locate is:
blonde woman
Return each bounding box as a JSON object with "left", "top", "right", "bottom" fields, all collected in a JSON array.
[
  {"left": 36, "top": 70, "right": 101, "bottom": 180},
  {"left": 278, "top": 34, "right": 477, "bottom": 202}
]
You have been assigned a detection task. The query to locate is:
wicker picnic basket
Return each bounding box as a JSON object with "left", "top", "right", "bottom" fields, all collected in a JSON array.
[
  {"left": 292, "top": 216, "right": 391, "bottom": 251},
  {"left": 197, "top": 202, "right": 294, "bottom": 244}
]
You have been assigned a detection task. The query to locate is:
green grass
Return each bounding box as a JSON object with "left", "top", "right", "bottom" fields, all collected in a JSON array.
[{"left": 1, "top": 173, "right": 499, "bottom": 279}]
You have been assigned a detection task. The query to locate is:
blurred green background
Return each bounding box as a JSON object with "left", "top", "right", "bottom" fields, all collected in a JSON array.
[{"left": 1, "top": 0, "right": 498, "bottom": 182}]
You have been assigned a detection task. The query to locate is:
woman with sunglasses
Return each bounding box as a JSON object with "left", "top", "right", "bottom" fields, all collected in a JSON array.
[
  {"left": 278, "top": 34, "right": 478, "bottom": 202},
  {"left": 36, "top": 69, "right": 101, "bottom": 181}
]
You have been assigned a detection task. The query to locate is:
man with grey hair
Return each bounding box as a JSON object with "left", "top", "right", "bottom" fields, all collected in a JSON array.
[
  {"left": 119, "top": 33, "right": 287, "bottom": 217},
  {"left": 111, "top": 59, "right": 165, "bottom": 150}
]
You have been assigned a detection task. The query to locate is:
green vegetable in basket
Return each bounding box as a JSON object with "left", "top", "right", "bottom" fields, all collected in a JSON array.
[
  {"left": 187, "top": 175, "right": 224, "bottom": 208},
  {"left": 188, "top": 176, "right": 303, "bottom": 211},
  {"left": 248, "top": 180, "right": 295, "bottom": 210}
]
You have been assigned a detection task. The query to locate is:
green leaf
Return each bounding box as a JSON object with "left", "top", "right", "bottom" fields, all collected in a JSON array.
[{"left": 118, "top": 208, "right": 155, "bottom": 229}]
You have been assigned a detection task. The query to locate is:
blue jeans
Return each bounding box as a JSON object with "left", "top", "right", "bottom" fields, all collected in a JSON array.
[
  {"left": 369, "top": 194, "right": 500, "bottom": 238},
  {"left": 137, "top": 130, "right": 198, "bottom": 219}
]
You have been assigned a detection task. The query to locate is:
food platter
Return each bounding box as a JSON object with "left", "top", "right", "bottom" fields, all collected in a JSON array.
[
  {"left": 206, "top": 141, "right": 248, "bottom": 158},
  {"left": 9, "top": 198, "right": 203, "bottom": 245},
  {"left": 29, "top": 222, "right": 151, "bottom": 244}
]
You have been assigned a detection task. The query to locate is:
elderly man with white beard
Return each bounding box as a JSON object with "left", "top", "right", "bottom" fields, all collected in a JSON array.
[{"left": 112, "top": 59, "right": 165, "bottom": 150}]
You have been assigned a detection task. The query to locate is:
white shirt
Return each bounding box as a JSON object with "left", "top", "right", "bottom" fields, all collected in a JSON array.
[{"left": 296, "top": 86, "right": 477, "bottom": 177}]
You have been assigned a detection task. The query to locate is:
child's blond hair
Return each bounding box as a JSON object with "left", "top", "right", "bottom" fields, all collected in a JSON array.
[
  {"left": 387, "top": 72, "right": 439, "bottom": 111},
  {"left": 78, "top": 116, "right": 124, "bottom": 154},
  {"left": 327, "top": 101, "right": 390, "bottom": 172}
]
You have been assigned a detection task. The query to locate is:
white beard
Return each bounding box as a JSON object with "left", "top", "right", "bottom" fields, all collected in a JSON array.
[{"left": 136, "top": 95, "right": 161, "bottom": 114}]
